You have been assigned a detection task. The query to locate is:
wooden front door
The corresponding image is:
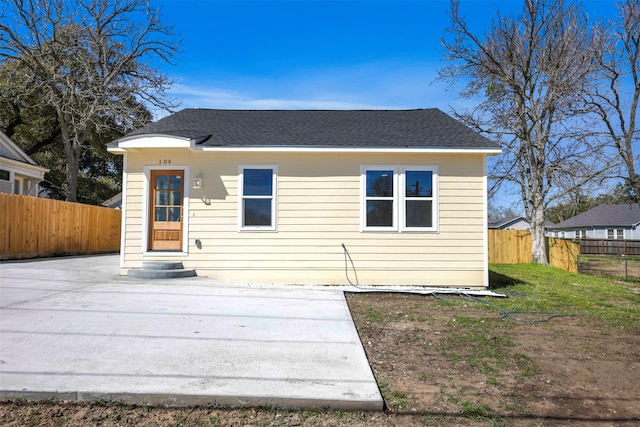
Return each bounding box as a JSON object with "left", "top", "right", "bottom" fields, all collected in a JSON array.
[{"left": 149, "top": 170, "right": 184, "bottom": 251}]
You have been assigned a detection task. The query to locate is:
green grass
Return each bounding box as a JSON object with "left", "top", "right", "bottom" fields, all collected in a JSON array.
[
  {"left": 489, "top": 263, "right": 640, "bottom": 330},
  {"left": 364, "top": 307, "right": 384, "bottom": 322},
  {"left": 440, "top": 314, "right": 539, "bottom": 382},
  {"left": 377, "top": 380, "right": 414, "bottom": 411},
  {"left": 432, "top": 262, "right": 639, "bottom": 407}
]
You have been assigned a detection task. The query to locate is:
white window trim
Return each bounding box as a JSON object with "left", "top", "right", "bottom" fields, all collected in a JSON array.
[
  {"left": 360, "top": 165, "right": 398, "bottom": 232},
  {"left": 238, "top": 164, "right": 278, "bottom": 232},
  {"left": 13, "top": 176, "right": 23, "bottom": 195},
  {"left": 360, "top": 165, "right": 439, "bottom": 233},
  {"left": 399, "top": 165, "right": 439, "bottom": 232}
]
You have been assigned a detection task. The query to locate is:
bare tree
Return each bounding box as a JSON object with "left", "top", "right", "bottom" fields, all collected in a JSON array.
[
  {"left": 0, "top": 0, "right": 179, "bottom": 201},
  {"left": 439, "top": 0, "right": 612, "bottom": 264},
  {"left": 587, "top": 0, "right": 639, "bottom": 202}
]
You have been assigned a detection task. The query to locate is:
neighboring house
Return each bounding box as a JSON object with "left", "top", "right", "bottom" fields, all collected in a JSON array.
[
  {"left": 101, "top": 192, "right": 122, "bottom": 209},
  {"left": 488, "top": 216, "right": 530, "bottom": 230},
  {"left": 488, "top": 216, "right": 556, "bottom": 236},
  {"left": 0, "top": 131, "right": 48, "bottom": 197},
  {"left": 550, "top": 204, "right": 640, "bottom": 240},
  {"left": 108, "top": 109, "right": 501, "bottom": 287}
]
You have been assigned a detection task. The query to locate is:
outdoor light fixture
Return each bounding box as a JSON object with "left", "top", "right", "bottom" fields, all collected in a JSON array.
[{"left": 193, "top": 173, "right": 204, "bottom": 189}]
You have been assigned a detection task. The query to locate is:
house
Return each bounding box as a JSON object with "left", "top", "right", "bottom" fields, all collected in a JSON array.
[
  {"left": 488, "top": 215, "right": 556, "bottom": 236},
  {"left": 107, "top": 109, "right": 501, "bottom": 287},
  {"left": 0, "top": 131, "right": 48, "bottom": 197},
  {"left": 101, "top": 192, "right": 122, "bottom": 210},
  {"left": 550, "top": 204, "right": 640, "bottom": 240},
  {"left": 488, "top": 215, "right": 530, "bottom": 230}
]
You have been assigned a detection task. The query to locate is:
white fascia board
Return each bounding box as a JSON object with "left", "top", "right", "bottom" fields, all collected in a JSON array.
[
  {"left": 0, "top": 157, "right": 49, "bottom": 178},
  {"left": 198, "top": 146, "right": 503, "bottom": 154},
  {"left": 107, "top": 146, "right": 127, "bottom": 154},
  {"left": 114, "top": 134, "right": 194, "bottom": 149}
]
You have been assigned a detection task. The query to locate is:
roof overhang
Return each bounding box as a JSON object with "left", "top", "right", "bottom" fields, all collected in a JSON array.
[
  {"left": 107, "top": 134, "right": 502, "bottom": 155},
  {"left": 199, "top": 146, "right": 502, "bottom": 154},
  {"left": 0, "top": 157, "right": 49, "bottom": 179},
  {"left": 108, "top": 134, "right": 195, "bottom": 151}
]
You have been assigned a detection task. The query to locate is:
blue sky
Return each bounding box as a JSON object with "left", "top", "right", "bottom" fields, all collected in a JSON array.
[
  {"left": 156, "top": 0, "right": 617, "bottom": 113},
  {"left": 153, "top": 0, "right": 620, "bottom": 212}
]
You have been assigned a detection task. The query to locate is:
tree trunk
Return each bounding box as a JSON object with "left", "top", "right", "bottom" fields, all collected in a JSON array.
[
  {"left": 530, "top": 204, "right": 548, "bottom": 265},
  {"left": 65, "top": 146, "right": 80, "bottom": 203},
  {"left": 58, "top": 116, "right": 80, "bottom": 202}
]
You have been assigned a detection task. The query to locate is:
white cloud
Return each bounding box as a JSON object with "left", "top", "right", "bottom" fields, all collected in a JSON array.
[
  {"left": 166, "top": 61, "right": 469, "bottom": 112},
  {"left": 168, "top": 83, "right": 398, "bottom": 110}
]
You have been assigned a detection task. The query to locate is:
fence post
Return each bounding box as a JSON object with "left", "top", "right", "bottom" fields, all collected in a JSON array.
[
  {"left": 577, "top": 256, "right": 581, "bottom": 274},
  {"left": 625, "top": 258, "right": 628, "bottom": 280}
]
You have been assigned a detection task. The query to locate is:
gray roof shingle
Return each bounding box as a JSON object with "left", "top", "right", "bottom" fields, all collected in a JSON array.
[
  {"left": 553, "top": 204, "right": 640, "bottom": 229},
  {"left": 0, "top": 131, "right": 37, "bottom": 165},
  {"left": 488, "top": 216, "right": 527, "bottom": 229},
  {"left": 124, "top": 109, "right": 499, "bottom": 150}
]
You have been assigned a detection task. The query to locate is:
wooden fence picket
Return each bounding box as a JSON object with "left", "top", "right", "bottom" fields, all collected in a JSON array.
[{"left": 0, "top": 193, "right": 121, "bottom": 260}]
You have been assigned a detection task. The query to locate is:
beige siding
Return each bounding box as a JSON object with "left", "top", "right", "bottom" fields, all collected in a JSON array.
[{"left": 120, "top": 150, "right": 489, "bottom": 287}]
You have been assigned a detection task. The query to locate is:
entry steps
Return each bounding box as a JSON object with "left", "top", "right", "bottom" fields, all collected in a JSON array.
[{"left": 127, "top": 262, "right": 196, "bottom": 279}]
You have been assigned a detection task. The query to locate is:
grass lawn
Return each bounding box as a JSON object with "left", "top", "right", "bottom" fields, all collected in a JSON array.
[{"left": 489, "top": 263, "right": 639, "bottom": 330}]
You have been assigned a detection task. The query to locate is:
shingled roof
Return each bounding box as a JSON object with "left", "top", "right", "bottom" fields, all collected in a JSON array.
[
  {"left": 487, "top": 216, "right": 528, "bottom": 229},
  {"left": 0, "top": 131, "right": 38, "bottom": 165},
  {"left": 553, "top": 204, "right": 640, "bottom": 229},
  {"left": 123, "top": 108, "right": 499, "bottom": 150}
]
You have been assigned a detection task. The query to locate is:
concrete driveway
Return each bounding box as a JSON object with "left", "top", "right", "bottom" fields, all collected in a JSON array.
[{"left": 0, "top": 255, "right": 382, "bottom": 410}]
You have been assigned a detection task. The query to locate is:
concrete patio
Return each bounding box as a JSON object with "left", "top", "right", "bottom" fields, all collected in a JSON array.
[{"left": 0, "top": 255, "right": 383, "bottom": 410}]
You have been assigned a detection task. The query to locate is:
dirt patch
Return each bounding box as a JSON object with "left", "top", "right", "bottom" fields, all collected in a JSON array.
[
  {"left": 1, "top": 292, "right": 639, "bottom": 426},
  {"left": 347, "top": 293, "right": 640, "bottom": 426}
]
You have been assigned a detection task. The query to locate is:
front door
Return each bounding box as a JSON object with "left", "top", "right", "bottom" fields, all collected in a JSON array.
[{"left": 149, "top": 170, "right": 184, "bottom": 251}]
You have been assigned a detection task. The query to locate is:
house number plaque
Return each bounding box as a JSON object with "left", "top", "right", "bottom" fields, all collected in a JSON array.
[{"left": 159, "top": 159, "right": 172, "bottom": 165}]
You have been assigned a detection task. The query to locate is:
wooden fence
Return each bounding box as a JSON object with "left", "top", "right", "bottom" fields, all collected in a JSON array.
[
  {"left": 488, "top": 229, "right": 580, "bottom": 272},
  {"left": 0, "top": 193, "right": 121, "bottom": 260},
  {"left": 579, "top": 239, "right": 640, "bottom": 256}
]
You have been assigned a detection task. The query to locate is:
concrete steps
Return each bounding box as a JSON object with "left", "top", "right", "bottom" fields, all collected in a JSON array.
[{"left": 127, "top": 262, "right": 196, "bottom": 279}]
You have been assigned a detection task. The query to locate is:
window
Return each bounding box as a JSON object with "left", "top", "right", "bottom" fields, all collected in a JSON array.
[
  {"left": 578, "top": 229, "right": 587, "bottom": 239},
  {"left": 607, "top": 229, "right": 614, "bottom": 239},
  {"left": 364, "top": 169, "right": 396, "bottom": 229},
  {"left": 239, "top": 165, "right": 277, "bottom": 230},
  {"left": 154, "top": 173, "right": 182, "bottom": 222},
  {"left": 13, "top": 178, "right": 21, "bottom": 195},
  {"left": 617, "top": 229, "right": 624, "bottom": 239},
  {"left": 361, "top": 165, "right": 438, "bottom": 232},
  {"left": 0, "top": 170, "right": 9, "bottom": 181},
  {"left": 403, "top": 169, "right": 434, "bottom": 229}
]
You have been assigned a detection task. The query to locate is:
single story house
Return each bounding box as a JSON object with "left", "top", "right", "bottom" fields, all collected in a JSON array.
[
  {"left": 549, "top": 204, "right": 640, "bottom": 240},
  {"left": 108, "top": 109, "right": 501, "bottom": 287},
  {"left": 488, "top": 215, "right": 556, "bottom": 236},
  {"left": 101, "top": 192, "right": 123, "bottom": 210},
  {"left": 488, "top": 215, "right": 530, "bottom": 230},
  {"left": 0, "top": 131, "right": 48, "bottom": 196}
]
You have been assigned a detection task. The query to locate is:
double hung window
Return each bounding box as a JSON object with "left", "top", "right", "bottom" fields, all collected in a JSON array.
[
  {"left": 361, "top": 165, "right": 438, "bottom": 232},
  {"left": 239, "top": 165, "right": 277, "bottom": 231}
]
